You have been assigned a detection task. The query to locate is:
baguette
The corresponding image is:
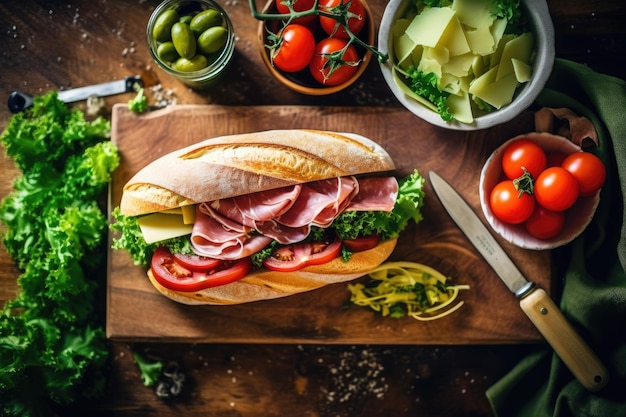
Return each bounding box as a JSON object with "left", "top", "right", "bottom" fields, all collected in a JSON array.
[
  {"left": 116, "top": 129, "right": 406, "bottom": 305},
  {"left": 120, "top": 129, "right": 395, "bottom": 216}
]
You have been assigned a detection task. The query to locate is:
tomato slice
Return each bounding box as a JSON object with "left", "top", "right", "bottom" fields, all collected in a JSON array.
[
  {"left": 262, "top": 237, "right": 342, "bottom": 272},
  {"left": 151, "top": 247, "right": 252, "bottom": 292},
  {"left": 343, "top": 234, "right": 380, "bottom": 252},
  {"left": 173, "top": 253, "right": 221, "bottom": 270}
]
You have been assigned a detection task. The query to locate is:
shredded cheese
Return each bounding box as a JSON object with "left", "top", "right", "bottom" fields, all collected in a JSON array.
[{"left": 348, "top": 261, "right": 469, "bottom": 321}]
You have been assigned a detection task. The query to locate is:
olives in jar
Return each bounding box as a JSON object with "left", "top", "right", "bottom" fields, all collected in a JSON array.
[{"left": 149, "top": 2, "right": 228, "bottom": 72}]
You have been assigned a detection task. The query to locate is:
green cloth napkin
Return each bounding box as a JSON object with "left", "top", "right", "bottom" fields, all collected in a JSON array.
[{"left": 486, "top": 59, "right": 626, "bottom": 417}]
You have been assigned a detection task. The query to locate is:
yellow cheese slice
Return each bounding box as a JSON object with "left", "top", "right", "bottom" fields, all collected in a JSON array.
[
  {"left": 181, "top": 204, "right": 196, "bottom": 224},
  {"left": 496, "top": 32, "right": 534, "bottom": 80},
  {"left": 443, "top": 52, "right": 475, "bottom": 77},
  {"left": 447, "top": 90, "right": 473, "bottom": 123},
  {"left": 472, "top": 72, "right": 519, "bottom": 109},
  {"left": 138, "top": 212, "right": 194, "bottom": 244},
  {"left": 512, "top": 58, "right": 533, "bottom": 82},
  {"left": 439, "top": 15, "right": 470, "bottom": 56},
  {"left": 406, "top": 6, "right": 456, "bottom": 48},
  {"left": 465, "top": 25, "right": 495, "bottom": 56},
  {"left": 452, "top": 0, "right": 493, "bottom": 29}
]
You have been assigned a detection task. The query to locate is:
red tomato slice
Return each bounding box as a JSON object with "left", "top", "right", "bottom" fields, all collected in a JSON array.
[
  {"left": 343, "top": 234, "right": 380, "bottom": 252},
  {"left": 173, "top": 253, "right": 221, "bottom": 270},
  {"left": 263, "top": 237, "right": 342, "bottom": 272},
  {"left": 151, "top": 247, "right": 252, "bottom": 292}
]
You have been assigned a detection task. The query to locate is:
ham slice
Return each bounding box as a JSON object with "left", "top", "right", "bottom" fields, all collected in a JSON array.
[{"left": 191, "top": 176, "right": 398, "bottom": 259}]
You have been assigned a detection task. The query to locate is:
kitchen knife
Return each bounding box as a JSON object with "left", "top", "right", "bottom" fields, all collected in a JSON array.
[
  {"left": 429, "top": 171, "right": 609, "bottom": 392},
  {"left": 7, "top": 75, "right": 143, "bottom": 113}
]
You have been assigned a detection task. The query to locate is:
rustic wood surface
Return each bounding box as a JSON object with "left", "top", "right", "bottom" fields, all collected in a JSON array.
[
  {"left": 1, "top": 0, "right": 624, "bottom": 416},
  {"left": 107, "top": 104, "right": 550, "bottom": 343}
]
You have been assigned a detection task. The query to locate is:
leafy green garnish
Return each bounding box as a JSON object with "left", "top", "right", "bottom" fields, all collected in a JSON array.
[
  {"left": 0, "top": 92, "right": 118, "bottom": 416},
  {"left": 401, "top": 68, "right": 454, "bottom": 122},
  {"left": 128, "top": 86, "right": 148, "bottom": 114},
  {"left": 133, "top": 353, "right": 163, "bottom": 387}
]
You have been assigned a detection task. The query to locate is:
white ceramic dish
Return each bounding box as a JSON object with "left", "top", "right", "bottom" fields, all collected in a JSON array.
[
  {"left": 479, "top": 132, "right": 600, "bottom": 250},
  {"left": 378, "top": 0, "right": 555, "bottom": 131}
]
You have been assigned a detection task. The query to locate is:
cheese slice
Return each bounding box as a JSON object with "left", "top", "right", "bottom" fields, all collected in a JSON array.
[
  {"left": 406, "top": 6, "right": 456, "bottom": 48},
  {"left": 181, "top": 204, "right": 196, "bottom": 224},
  {"left": 138, "top": 212, "right": 194, "bottom": 244}
]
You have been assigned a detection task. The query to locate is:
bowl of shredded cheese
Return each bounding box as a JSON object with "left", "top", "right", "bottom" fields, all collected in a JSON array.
[{"left": 378, "top": 0, "right": 555, "bottom": 130}]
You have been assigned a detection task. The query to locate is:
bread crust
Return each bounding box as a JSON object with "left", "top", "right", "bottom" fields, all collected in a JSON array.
[
  {"left": 147, "top": 238, "right": 397, "bottom": 305},
  {"left": 120, "top": 130, "right": 395, "bottom": 216}
]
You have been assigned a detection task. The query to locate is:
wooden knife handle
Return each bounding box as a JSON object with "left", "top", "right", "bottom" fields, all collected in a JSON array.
[{"left": 519, "top": 288, "right": 609, "bottom": 392}]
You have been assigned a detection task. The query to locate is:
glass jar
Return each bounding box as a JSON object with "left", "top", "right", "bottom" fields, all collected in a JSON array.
[{"left": 147, "top": 0, "right": 235, "bottom": 89}]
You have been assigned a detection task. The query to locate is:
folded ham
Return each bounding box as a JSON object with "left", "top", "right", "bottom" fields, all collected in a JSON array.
[{"left": 191, "top": 176, "right": 398, "bottom": 259}]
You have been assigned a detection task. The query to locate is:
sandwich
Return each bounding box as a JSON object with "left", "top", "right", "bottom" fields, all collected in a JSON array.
[{"left": 110, "top": 129, "right": 424, "bottom": 304}]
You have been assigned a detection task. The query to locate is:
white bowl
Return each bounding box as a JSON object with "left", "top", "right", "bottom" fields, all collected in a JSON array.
[
  {"left": 378, "top": 0, "right": 555, "bottom": 131},
  {"left": 479, "top": 132, "right": 600, "bottom": 250}
]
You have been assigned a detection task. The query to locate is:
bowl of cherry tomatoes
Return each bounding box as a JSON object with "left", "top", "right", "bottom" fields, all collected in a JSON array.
[
  {"left": 256, "top": 0, "right": 376, "bottom": 95},
  {"left": 479, "top": 132, "right": 606, "bottom": 250}
]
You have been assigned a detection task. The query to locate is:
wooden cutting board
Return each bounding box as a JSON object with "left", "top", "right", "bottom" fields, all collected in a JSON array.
[{"left": 107, "top": 104, "right": 553, "bottom": 343}]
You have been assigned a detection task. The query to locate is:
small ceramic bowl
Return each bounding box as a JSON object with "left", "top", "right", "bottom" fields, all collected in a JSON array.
[
  {"left": 479, "top": 132, "right": 600, "bottom": 250},
  {"left": 378, "top": 0, "right": 555, "bottom": 130},
  {"left": 257, "top": 0, "right": 375, "bottom": 95}
]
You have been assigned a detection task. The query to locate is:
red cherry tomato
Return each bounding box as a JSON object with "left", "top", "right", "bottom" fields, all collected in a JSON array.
[
  {"left": 524, "top": 206, "right": 565, "bottom": 240},
  {"left": 489, "top": 180, "right": 535, "bottom": 224},
  {"left": 309, "top": 37, "right": 359, "bottom": 86},
  {"left": 501, "top": 138, "right": 547, "bottom": 180},
  {"left": 318, "top": 0, "right": 366, "bottom": 38},
  {"left": 151, "top": 246, "right": 252, "bottom": 292},
  {"left": 343, "top": 233, "right": 380, "bottom": 252},
  {"left": 272, "top": 24, "right": 316, "bottom": 73},
  {"left": 262, "top": 237, "right": 342, "bottom": 272},
  {"left": 275, "top": 0, "right": 317, "bottom": 25},
  {"left": 534, "top": 167, "right": 580, "bottom": 211},
  {"left": 561, "top": 151, "right": 606, "bottom": 197}
]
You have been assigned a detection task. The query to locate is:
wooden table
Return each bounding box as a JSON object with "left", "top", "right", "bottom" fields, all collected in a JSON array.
[{"left": 1, "top": 1, "right": 624, "bottom": 416}]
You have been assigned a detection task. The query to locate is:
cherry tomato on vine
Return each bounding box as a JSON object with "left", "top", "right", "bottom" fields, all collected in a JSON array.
[
  {"left": 318, "top": 0, "right": 366, "bottom": 39},
  {"left": 309, "top": 37, "right": 359, "bottom": 85},
  {"left": 271, "top": 24, "right": 316, "bottom": 73},
  {"left": 561, "top": 151, "right": 606, "bottom": 197},
  {"left": 275, "top": 0, "right": 317, "bottom": 26},
  {"left": 501, "top": 138, "right": 547, "bottom": 180},
  {"left": 534, "top": 167, "right": 579, "bottom": 211},
  {"left": 489, "top": 180, "right": 535, "bottom": 224},
  {"left": 524, "top": 206, "right": 565, "bottom": 240}
]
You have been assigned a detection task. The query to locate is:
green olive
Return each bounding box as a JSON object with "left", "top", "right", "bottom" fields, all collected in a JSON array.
[
  {"left": 156, "top": 41, "right": 179, "bottom": 62},
  {"left": 189, "top": 9, "right": 222, "bottom": 34},
  {"left": 179, "top": 14, "right": 193, "bottom": 25},
  {"left": 152, "top": 8, "right": 179, "bottom": 42},
  {"left": 171, "top": 22, "right": 196, "bottom": 59},
  {"left": 197, "top": 26, "right": 228, "bottom": 54},
  {"left": 173, "top": 55, "right": 209, "bottom": 72}
]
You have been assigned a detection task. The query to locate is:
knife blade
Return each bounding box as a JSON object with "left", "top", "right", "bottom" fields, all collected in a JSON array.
[
  {"left": 7, "top": 75, "right": 143, "bottom": 113},
  {"left": 428, "top": 171, "right": 609, "bottom": 392}
]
